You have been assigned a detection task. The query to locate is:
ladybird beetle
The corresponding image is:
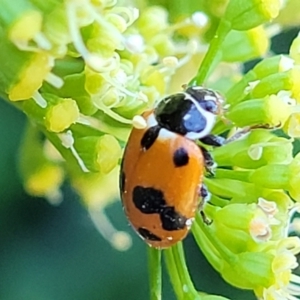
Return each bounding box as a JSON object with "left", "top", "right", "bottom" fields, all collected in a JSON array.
[{"left": 120, "top": 86, "right": 224, "bottom": 248}]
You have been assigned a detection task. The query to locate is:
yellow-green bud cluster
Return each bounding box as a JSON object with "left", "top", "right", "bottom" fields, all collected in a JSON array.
[
  {"left": 0, "top": 0, "right": 208, "bottom": 204},
  {"left": 1, "top": 0, "right": 218, "bottom": 259},
  {"left": 195, "top": 33, "right": 300, "bottom": 298},
  {"left": 187, "top": 8, "right": 300, "bottom": 296},
  {"left": 224, "top": 45, "right": 300, "bottom": 137}
]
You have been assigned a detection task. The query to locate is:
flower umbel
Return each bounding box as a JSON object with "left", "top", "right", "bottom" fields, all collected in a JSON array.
[{"left": 1, "top": 0, "right": 300, "bottom": 300}]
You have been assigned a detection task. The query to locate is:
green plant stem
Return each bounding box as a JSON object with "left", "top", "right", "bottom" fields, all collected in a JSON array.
[
  {"left": 148, "top": 247, "right": 162, "bottom": 300},
  {"left": 164, "top": 247, "right": 183, "bottom": 299},
  {"left": 172, "top": 243, "right": 201, "bottom": 300},
  {"left": 194, "top": 212, "right": 237, "bottom": 265},
  {"left": 191, "top": 219, "right": 222, "bottom": 272},
  {"left": 164, "top": 243, "right": 201, "bottom": 300},
  {"left": 190, "top": 18, "right": 232, "bottom": 85}
]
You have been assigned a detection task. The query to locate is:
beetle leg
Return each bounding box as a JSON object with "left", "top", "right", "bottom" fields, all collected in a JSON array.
[
  {"left": 198, "top": 184, "right": 212, "bottom": 225},
  {"left": 200, "top": 134, "right": 225, "bottom": 147},
  {"left": 224, "top": 123, "right": 276, "bottom": 144},
  {"left": 199, "top": 134, "right": 224, "bottom": 175},
  {"left": 199, "top": 146, "right": 216, "bottom": 176}
]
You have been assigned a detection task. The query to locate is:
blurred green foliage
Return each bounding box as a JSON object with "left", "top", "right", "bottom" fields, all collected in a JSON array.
[{"left": 0, "top": 100, "right": 255, "bottom": 300}]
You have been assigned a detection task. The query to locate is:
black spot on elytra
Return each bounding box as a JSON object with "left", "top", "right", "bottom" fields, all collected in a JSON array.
[
  {"left": 173, "top": 147, "right": 189, "bottom": 167},
  {"left": 133, "top": 186, "right": 188, "bottom": 232},
  {"left": 119, "top": 171, "right": 126, "bottom": 194},
  {"left": 133, "top": 186, "right": 166, "bottom": 213},
  {"left": 138, "top": 227, "right": 162, "bottom": 241},
  {"left": 140, "top": 125, "right": 161, "bottom": 150},
  {"left": 160, "top": 207, "right": 187, "bottom": 231},
  {"left": 119, "top": 159, "right": 126, "bottom": 194}
]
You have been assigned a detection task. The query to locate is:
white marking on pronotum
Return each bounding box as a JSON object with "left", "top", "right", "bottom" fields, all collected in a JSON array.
[
  {"left": 183, "top": 93, "right": 217, "bottom": 140},
  {"left": 204, "top": 95, "right": 218, "bottom": 101},
  {"left": 146, "top": 113, "right": 158, "bottom": 128},
  {"left": 158, "top": 128, "right": 177, "bottom": 141}
]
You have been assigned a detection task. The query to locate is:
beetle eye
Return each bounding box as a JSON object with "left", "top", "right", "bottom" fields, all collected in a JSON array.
[{"left": 200, "top": 100, "right": 218, "bottom": 114}]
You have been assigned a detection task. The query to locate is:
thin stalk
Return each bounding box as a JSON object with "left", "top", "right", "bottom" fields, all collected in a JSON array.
[
  {"left": 171, "top": 243, "right": 201, "bottom": 300},
  {"left": 148, "top": 247, "right": 162, "bottom": 300},
  {"left": 191, "top": 220, "right": 223, "bottom": 272},
  {"left": 194, "top": 212, "right": 237, "bottom": 265},
  {"left": 190, "top": 18, "right": 232, "bottom": 85},
  {"left": 164, "top": 247, "right": 184, "bottom": 299}
]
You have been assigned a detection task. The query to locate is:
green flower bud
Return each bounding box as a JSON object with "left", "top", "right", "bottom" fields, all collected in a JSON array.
[
  {"left": 0, "top": 32, "right": 52, "bottom": 101},
  {"left": 254, "top": 237, "right": 300, "bottom": 299},
  {"left": 261, "top": 190, "right": 291, "bottom": 214},
  {"left": 204, "top": 178, "right": 258, "bottom": 203},
  {"left": 10, "top": 52, "right": 52, "bottom": 101},
  {"left": 225, "top": 70, "right": 257, "bottom": 105},
  {"left": 211, "top": 199, "right": 280, "bottom": 253},
  {"left": 224, "top": 0, "right": 281, "bottom": 31},
  {"left": 44, "top": 98, "right": 80, "bottom": 133},
  {"left": 225, "top": 55, "right": 294, "bottom": 105},
  {"left": 214, "top": 169, "right": 251, "bottom": 182},
  {"left": 136, "top": 6, "right": 169, "bottom": 40},
  {"left": 74, "top": 134, "right": 122, "bottom": 173},
  {"left": 85, "top": 68, "right": 108, "bottom": 95},
  {"left": 221, "top": 252, "right": 275, "bottom": 289},
  {"left": 227, "top": 95, "right": 292, "bottom": 127},
  {"left": 249, "top": 153, "right": 300, "bottom": 201},
  {"left": 23, "top": 93, "right": 80, "bottom": 132},
  {"left": 212, "top": 203, "right": 259, "bottom": 253},
  {"left": 250, "top": 164, "right": 289, "bottom": 189},
  {"left": 251, "top": 67, "right": 300, "bottom": 101},
  {"left": 83, "top": 21, "right": 123, "bottom": 58},
  {"left": 18, "top": 123, "right": 64, "bottom": 202},
  {"left": 253, "top": 55, "right": 295, "bottom": 79},
  {"left": 45, "top": 72, "right": 97, "bottom": 116},
  {"left": 222, "top": 26, "right": 269, "bottom": 62},
  {"left": 0, "top": 0, "right": 43, "bottom": 45},
  {"left": 213, "top": 129, "right": 293, "bottom": 168}
]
